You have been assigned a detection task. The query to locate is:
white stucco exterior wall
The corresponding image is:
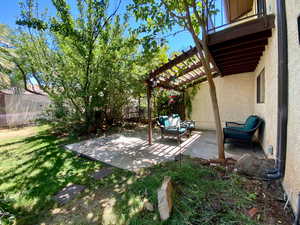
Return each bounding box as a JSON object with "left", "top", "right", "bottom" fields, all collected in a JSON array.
[
  {"left": 188, "top": 73, "right": 254, "bottom": 130},
  {"left": 253, "top": 26, "right": 278, "bottom": 156},
  {"left": 284, "top": 0, "right": 300, "bottom": 214},
  {"left": 187, "top": 0, "right": 300, "bottom": 215}
]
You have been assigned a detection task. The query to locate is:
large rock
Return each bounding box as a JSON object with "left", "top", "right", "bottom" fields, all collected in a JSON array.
[
  {"left": 157, "top": 176, "right": 173, "bottom": 221},
  {"left": 236, "top": 154, "right": 275, "bottom": 178}
]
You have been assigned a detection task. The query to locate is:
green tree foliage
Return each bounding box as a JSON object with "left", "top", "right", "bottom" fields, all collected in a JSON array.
[
  {"left": 1, "top": 0, "right": 168, "bottom": 134},
  {"left": 0, "top": 24, "right": 19, "bottom": 89},
  {"left": 129, "top": 0, "right": 226, "bottom": 160}
]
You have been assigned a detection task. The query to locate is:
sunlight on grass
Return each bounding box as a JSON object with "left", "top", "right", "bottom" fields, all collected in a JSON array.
[
  {"left": 0, "top": 126, "right": 106, "bottom": 225},
  {"left": 0, "top": 125, "right": 265, "bottom": 225},
  {"left": 111, "top": 161, "right": 261, "bottom": 225}
]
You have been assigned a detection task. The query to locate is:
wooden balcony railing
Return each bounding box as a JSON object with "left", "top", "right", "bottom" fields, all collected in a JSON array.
[{"left": 207, "top": 0, "right": 267, "bottom": 33}]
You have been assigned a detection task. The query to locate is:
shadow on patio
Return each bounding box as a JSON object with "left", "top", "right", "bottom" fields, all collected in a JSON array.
[{"left": 66, "top": 128, "right": 264, "bottom": 172}]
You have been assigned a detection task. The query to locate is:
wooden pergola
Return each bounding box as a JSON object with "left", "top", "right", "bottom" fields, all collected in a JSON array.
[
  {"left": 145, "top": 46, "right": 219, "bottom": 145},
  {"left": 145, "top": 13, "right": 275, "bottom": 145}
]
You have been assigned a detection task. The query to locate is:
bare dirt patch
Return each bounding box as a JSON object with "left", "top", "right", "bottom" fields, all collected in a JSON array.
[
  {"left": 0, "top": 126, "right": 38, "bottom": 140},
  {"left": 241, "top": 179, "right": 294, "bottom": 225},
  {"left": 40, "top": 188, "right": 115, "bottom": 225}
]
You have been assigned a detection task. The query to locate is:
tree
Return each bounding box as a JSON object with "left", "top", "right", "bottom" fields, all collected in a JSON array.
[
  {"left": 0, "top": 24, "right": 17, "bottom": 89},
  {"left": 129, "top": 0, "right": 225, "bottom": 160},
  {"left": 1, "top": 0, "right": 171, "bottom": 134},
  {"left": 0, "top": 23, "right": 45, "bottom": 94},
  {"left": 1, "top": 0, "right": 146, "bottom": 133}
]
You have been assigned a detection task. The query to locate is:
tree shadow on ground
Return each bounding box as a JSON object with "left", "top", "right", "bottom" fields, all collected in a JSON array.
[
  {"left": 108, "top": 159, "right": 266, "bottom": 225},
  {"left": 0, "top": 128, "right": 113, "bottom": 225}
]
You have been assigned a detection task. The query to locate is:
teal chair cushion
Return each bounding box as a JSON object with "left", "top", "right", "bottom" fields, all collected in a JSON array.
[
  {"left": 226, "top": 126, "right": 245, "bottom": 131},
  {"left": 165, "top": 127, "right": 187, "bottom": 134},
  {"left": 159, "top": 116, "right": 170, "bottom": 127},
  {"left": 224, "top": 128, "right": 251, "bottom": 140},
  {"left": 244, "top": 116, "right": 259, "bottom": 130},
  {"left": 172, "top": 114, "right": 180, "bottom": 119}
]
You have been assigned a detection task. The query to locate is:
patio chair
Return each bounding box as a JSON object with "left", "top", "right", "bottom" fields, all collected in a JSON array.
[
  {"left": 158, "top": 115, "right": 188, "bottom": 143},
  {"left": 172, "top": 114, "right": 196, "bottom": 136},
  {"left": 223, "top": 115, "right": 263, "bottom": 145},
  {"left": 157, "top": 114, "right": 195, "bottom": 143}
]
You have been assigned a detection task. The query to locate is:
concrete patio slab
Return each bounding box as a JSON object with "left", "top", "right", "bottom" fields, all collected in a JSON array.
[
  {"left": 65, "top": 128, "right": 264, "bottom": 172},
  {"left": 66, "top": 129, "right": 193, "bottom": 172},
  {"left": 182, "top": 130, "right": 265, "bottom": 160}
]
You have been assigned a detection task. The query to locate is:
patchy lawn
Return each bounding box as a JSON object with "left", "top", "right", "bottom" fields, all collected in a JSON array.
[
  {"left": 0, "top": 126, "right": 293, "bottom": 225},
  {"left": 0, "top": 126, "right": 130, "bottom": 225}
]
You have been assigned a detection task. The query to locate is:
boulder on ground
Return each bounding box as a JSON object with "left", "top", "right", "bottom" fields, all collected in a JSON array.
[
  {"left": 157, "top": 176, "right": 173, "bottom": 221},
  {"left": 236, "top": 154, "right": 275, "bottom": 178}
]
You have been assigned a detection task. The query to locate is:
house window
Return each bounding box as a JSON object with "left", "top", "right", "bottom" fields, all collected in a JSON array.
[{"left": 257, "top": 69, "right": 265, "bottom": 103}]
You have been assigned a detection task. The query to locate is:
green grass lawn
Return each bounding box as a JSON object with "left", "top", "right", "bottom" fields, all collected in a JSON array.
[
  {"left": 0, "top": 126, "right": 290, "bottom": 225},
  {"left": 0, "top": 126, "right": 131, "bottom": 225}
]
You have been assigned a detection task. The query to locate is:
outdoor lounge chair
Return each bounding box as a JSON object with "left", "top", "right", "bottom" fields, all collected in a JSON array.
[
  {"left": 223, "top": 115, "right": 263, "bottom": 145},
  {"left": 172, "top": 114, "right": 195, "bottom": 136},
  {"left": 157, "top": 114, "right": 195, "bottom": 143}
]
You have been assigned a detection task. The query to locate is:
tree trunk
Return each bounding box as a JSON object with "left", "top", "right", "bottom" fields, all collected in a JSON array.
[
  {"left": 189, "top": 35, "right": 225, "bottom": 160},
  {"left": 147, "top": 85, "right": 153, "bottom": 145},
  {"left": 195, "top": 42, "right": 225, "bottom": 160},
  {"left": 183, "top": 1, "right": 225, "bottom": 161}
]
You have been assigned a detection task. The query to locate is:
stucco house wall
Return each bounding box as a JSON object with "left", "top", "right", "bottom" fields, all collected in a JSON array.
[
  {"left": 284, "top": 0, "right": 300, "bottom": 214},
  {"left": 188, "top": 73, "right": 254, "bottom": 130},
  {"left": 188, "top": 0, "right": 300, "bottom": 213},
  {"left": 253, "top": 26, "right": 278, "bottom": 156}
]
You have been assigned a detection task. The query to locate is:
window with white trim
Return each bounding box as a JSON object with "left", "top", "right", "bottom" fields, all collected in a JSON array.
[{"left": 257, "top": 69, "right": 265, "bottom": 103}]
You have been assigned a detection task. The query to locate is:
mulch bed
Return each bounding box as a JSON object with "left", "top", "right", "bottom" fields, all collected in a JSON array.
[
  {"left": 241, "top": 179, "right": 294, "bottom": 225},
  {"left": 188, "top": 156, "right": 294, "bottom": 225}
]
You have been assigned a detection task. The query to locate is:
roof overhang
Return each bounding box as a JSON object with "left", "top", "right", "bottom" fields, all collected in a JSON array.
[{"left": 146, "top": 14, "right": 275, "bottom": 90}]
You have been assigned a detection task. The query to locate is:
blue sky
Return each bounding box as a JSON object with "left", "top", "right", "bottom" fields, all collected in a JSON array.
[{"left": 0, "top": 0, "right": 195, "bottom": 54}]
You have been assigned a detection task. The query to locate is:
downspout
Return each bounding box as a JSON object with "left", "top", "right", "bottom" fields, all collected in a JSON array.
[{"left": 265, "top": 0, "right": 288, "bottom": 179}]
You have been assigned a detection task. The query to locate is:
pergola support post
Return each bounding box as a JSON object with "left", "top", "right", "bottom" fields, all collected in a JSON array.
[{"left": 147, "top": 84, "right": 153, "bottom": 145}]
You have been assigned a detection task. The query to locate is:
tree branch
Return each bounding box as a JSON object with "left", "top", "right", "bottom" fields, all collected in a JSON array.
[{"left": 15, "top": 63, "right": 45, "bottom": 96}]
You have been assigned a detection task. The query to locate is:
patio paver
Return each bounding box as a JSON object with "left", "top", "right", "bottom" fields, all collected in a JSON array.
[
  {"left": 53, "top": 184, "right": 86, "bottom": 205},
  {"left": 90, "top": 167, "right": 114, "bottom": 180}
]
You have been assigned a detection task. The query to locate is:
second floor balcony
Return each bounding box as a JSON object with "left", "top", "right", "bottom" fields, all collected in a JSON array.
[{"left": 207, "top": 0, "right": 268, "bottom": 33}]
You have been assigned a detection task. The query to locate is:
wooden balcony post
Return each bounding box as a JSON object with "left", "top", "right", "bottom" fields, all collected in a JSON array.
[{"left": 147, "top": 84, "right": 153, "bottom": 145}]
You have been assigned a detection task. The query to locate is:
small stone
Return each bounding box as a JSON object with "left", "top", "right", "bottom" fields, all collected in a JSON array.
[
  {"left": 247, "top": 207, "right": 258, "bottom": 218},
  {"left": 90, "top": 167, "right": 113, "bottom": 180},
  {"left": 157, "top": 176, "right": 173, "bottom": 221},
  {"left": 143, "top": 200, "right": 154, "bottom": 211},
  {"left": 53, "top": 184, "right": 86, "bottom": 205}
]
